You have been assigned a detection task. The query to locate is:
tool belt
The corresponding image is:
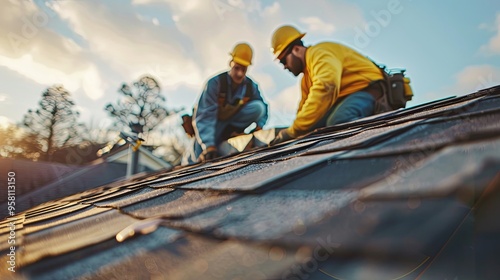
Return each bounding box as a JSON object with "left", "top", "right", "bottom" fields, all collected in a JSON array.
[
  {"left": 217, "top": 96, "right": 250, "bottom": 121},
  {"left": 370, "top": 63, "right": 414, "bottom": 114}
]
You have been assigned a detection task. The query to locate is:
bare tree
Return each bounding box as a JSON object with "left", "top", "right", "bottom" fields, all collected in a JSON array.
[
  {"left": 80, "top": 118, "right": 119, "bottom": 146},
  {"left": 105, "top": 75, "right": 178, "bottom": 136},
  {"left": 22, "top": 85, "right": 84, "bottom": 161}
]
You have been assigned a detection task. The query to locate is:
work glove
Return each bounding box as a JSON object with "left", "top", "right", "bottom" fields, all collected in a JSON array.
[
  {"left": 247, "top": 125, "right": 262, "bottom": 134},
  {"left": 199, "top": 146, "right": 218, "bottom": 162},
  {"left": 269, "top": 129, "right": 294, "bottom": 146}
]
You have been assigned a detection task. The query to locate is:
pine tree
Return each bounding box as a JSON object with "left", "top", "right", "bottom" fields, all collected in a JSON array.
[{"left": 22, "top": 85, "right": 83, "bottom": 161}]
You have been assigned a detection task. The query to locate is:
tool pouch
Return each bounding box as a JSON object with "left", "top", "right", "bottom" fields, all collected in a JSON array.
[
  {"left": 181, "top": 114, "right": 195, "bottom": 137},
  {"left": 373, "top": 63, "right": 414, "bottom": 114},
  {"left": 217, "top": 97, "right": 250, "bottom": 121}
]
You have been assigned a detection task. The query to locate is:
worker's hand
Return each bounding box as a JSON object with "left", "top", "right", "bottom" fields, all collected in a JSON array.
[
  {"left": 269, "top": 129, "right": 293, "bottom": 146},
  {"left": 199, "top": 146, "right": 218, "bottom": 162}
]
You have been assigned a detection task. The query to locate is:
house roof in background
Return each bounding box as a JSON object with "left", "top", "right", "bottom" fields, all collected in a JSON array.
[
  {"left": 1, "top": 142, "right": 172, "bottom": 219},
  {"left": 0, "top": 158, "right": 81, "bottom": 204},
  {"left": 1, "top": 161, "right": 129, "bottom": 219},
  {"left": 2, "top": 86, "right": 500, "bottom": 279}
]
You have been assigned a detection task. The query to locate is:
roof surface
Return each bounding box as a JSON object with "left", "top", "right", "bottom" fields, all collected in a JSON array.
[{"left": 2, "top": 86, "right": 500, "bottom": 279}]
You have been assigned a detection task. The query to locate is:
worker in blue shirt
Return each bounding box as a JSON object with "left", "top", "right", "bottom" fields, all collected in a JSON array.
[{"left": 186, "top": 43, "right": 268, "bottom": 163}]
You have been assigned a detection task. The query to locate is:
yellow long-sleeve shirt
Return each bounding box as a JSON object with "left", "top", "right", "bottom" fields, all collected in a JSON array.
[{"left": 287, "top": 42, "right": 384, "bottom": 137}]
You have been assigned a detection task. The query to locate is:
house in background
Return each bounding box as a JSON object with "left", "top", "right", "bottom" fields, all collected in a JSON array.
[{"left": 99, "top": 142, "right": 173, "bottom": 175}]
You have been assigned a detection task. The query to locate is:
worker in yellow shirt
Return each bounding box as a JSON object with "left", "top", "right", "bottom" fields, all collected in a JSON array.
[{"left": 269, "top": 25, "right": 386, "bottom": 145}]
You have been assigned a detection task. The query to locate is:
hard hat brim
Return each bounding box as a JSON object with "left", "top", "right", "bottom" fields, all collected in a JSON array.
[
  {"left": 274, "top": 33, "right": 306, "bottom": 59},
  {"left": 232, "top": 56, "right": 251, "bottom": 67}
]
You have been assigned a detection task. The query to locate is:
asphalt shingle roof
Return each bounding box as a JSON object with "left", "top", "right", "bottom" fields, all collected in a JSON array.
[{"left": 2, "top": 86, "right": 500, "bottom": 279}]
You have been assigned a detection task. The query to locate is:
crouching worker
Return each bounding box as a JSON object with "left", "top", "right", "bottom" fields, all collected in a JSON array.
[
  {"left": 269, "top": 25, "right": 399, "bottom": 146},
  {"left": 185, "top": 43, "right": 268, "bottom": 163}
]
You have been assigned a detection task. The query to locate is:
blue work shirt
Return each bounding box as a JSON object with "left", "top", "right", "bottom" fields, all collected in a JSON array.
[{"left": 193, "top": 72, "right": 268, "bottom": 149}]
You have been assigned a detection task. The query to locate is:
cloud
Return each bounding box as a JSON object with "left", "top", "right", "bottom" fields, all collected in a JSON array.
[
  {"left": 422, "top": 65, "right": 500, "bottom": 100},
  {"left": 0, "top": 1, "right": 105, "bottom": 100},
  {"left": 131, "top": 0, "right": 157, "bottom": 4},
  {"left": 81, "top": 65, "right": 105, "bottom": 100},
  {"left": 0, "top": 94, "right": 6, "bottom": 102},
  {"left": 0, "top": 54, "right": 104, "bottom": 99},
  {"left": 0, "top": 54, "right": 75, "bottom": 88},
  {"left": 479, "top": 13, "right": 500, "bottom": 55},
  {"left": 454, "top": 64, "right": 500, "bottom": 92},
  {"left": 52, "top": 1, "right": 204, "bottom": 91},
  {"left": 280, "top": 0, "right": 364, "bottom": 34},
  {"left": 261, "top": 2, "right": 280, "bottom": 17},
  {"left": 132, "top": 0, "right": 202, "bottom": 13},
  {"left": 300, "top": 17, "right": 335, "bottom": 35}
]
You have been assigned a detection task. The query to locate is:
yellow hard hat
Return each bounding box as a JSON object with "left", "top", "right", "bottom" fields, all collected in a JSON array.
[
  {"left": 229, "top": 43, "right": 253, "bottom": 66},
  {"left": 271, "top": 25, "right": 306, "bottom": 59}
]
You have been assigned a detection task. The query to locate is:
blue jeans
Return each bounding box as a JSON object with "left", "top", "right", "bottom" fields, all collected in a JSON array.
[
  {"left": 313, "top": 91, "right": 375, "bottom": 129},
  {"left": 188, "top": 100, "right": 266, "bottom": 163}
]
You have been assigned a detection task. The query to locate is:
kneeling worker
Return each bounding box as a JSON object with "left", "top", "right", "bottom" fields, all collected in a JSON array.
[{"left": 187, "top": 43, "right": 268, "bottom": 163}]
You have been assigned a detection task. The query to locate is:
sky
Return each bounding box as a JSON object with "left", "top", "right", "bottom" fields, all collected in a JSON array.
[{"left": 1, "top": 0, "right": 500, "bottom": 133}]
